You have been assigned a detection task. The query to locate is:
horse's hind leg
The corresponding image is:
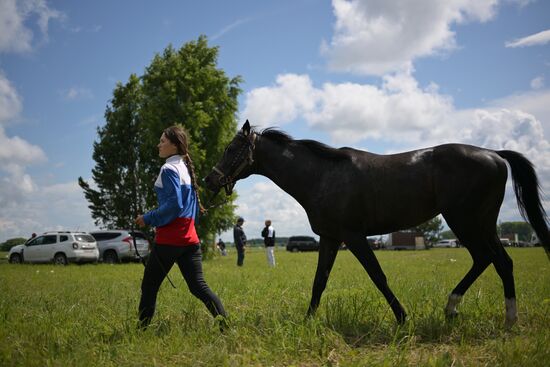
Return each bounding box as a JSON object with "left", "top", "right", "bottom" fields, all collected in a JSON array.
[
  {"left": 444, "top": 214, "right": 517, "bottom": 327},
  {"left": 444, "top": 248, "right": 491, "bottom": 318},
  {"left": 491, "top": 241, "right": 517, "bottom": 327},
  {"left": 345, "top": 233, "right": 407, "bottom": 324},
  {"left": 442, "top": 212, "right": 494, "bottom": 317},
  {"left": 307, "top": 236, "right": 340, "bottom": 317}
]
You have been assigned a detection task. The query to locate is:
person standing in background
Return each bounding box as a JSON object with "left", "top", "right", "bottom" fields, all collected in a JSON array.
[
  {"left": 217, "top": 238, "right": 227, "bottom": 256},
  {"left": 233, "top": 217, "right": 246, "bottom": 266},
  {"left": 261, "top": 220, "right": 276, "bottom": 267}
]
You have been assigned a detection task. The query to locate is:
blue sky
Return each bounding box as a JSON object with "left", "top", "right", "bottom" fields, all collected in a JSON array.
[{"left": 1, "top": 0, "right": 549, "bottom": 243}]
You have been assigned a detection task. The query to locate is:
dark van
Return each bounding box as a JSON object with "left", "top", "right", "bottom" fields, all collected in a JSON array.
[{"left": 286, "top": 236, "right": 319, "bottom": 252}]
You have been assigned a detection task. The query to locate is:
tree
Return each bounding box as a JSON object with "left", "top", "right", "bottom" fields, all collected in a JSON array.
[
  {"left": 411, "top": 216, "right": 444, "bottom": 245},
  {"left": 79, "top": 74, "right": 144, "bottom": 229},
  {"left": 79, "top": 36, "right": 241, "bottom": 249},
  {"left": 0, "top": 237, "right": 27, "bottom": 251},
  {"left": 440, "top": 230, "right": 456, "bottom": 240},
  {"left": 498, "top": 221, "right": 533, "bottom": 242}
]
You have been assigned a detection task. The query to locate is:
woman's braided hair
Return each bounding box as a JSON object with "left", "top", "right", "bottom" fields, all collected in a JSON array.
[{"left": 163, "top": 125, "right": 204, "bottom": 212}]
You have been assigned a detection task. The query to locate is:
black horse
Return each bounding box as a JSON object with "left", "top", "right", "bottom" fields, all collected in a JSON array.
[{"left": 204, "top": 120, "right": 550, "bottom": 327}]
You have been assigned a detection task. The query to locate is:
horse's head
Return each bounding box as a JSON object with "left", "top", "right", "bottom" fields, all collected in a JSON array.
[{"left": 204, "top": 120, "right": 257, "bottom": 195}]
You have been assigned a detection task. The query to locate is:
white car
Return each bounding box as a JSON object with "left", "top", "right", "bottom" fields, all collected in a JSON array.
[
  {"left": 433, "top": 239, "right": 459, "bottom": 248},
  {"left": 8, "top": 231, "right": 99, "bottom": 265},
  {"left": 89, "top": 230, "right": 150, "bottom": 263}
]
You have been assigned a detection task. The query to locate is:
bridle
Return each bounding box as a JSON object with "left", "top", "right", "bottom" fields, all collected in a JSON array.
[{"left": 212, "top": 132, "right": 257, "bottom": 195}]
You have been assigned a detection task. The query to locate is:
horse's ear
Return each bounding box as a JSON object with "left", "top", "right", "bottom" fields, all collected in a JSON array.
[{"left": 242, "top": 120, "right": 251, "bottom": 136}]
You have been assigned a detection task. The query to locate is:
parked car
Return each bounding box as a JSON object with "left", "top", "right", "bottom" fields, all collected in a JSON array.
[
  {"left": 89, "top": 230, "right": 150, "bottom": 263},
  {"left": 8, "top": 231, "right": 99, "bottom": 265},
  {"left": 433, "top": 239, "right": 459, "bottom": 248},
  {"left": 286, "top": 236, "right": 319, "bottom": 252}
]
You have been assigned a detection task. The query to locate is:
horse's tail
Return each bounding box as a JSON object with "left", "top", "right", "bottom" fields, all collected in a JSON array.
[{"left": 497, "top": 150, "right": 550, "bottom": 259}]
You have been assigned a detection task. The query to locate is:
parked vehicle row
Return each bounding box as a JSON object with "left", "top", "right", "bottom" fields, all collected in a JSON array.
[
  {"left": 8, "top": 230, "right": 150, "bottom": 265},
  {"left": 8, "top": 231, "right": 99, "bottom": 265}
]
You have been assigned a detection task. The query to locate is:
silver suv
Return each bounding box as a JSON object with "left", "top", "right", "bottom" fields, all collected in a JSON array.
[
  {"left": 8, "top": 231, "right": 99, "bottom": 265},
  {"left": 90, "top": 230, "right": 150, "bottom": 264}
]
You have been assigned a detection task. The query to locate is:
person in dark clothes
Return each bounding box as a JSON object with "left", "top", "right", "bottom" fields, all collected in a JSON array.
[
  {"left": 217, "top": 238, "right": 227, "bottom": 256},
  {"left": 233, "top": 217, "right": 246, "bottom": 266}
]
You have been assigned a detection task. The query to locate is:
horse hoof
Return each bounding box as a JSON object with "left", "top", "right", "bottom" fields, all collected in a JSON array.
[
  {"left": 504, "top": 316, "right": 518, "bottom": 329},
  {"left": 398, "top": 313, "right": 407, "bottom": 324},
  {"left": 445, "top": 310, "right": 459, "bottom": 319}
]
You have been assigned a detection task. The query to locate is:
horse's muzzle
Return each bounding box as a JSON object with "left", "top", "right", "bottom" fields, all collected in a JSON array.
[{"left": 203, "top": 172, "right": 221, "bottom": 192}]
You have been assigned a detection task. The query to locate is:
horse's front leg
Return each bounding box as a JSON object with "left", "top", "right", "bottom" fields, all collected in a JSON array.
[
  {"left": 306, "top": 236, "right": 340, "bottom": 317},
  {"left": 345, "top": 233, "right": 407, "bottom": 324}
]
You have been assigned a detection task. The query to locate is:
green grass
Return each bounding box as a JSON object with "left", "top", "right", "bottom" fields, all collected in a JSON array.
[{"left": 1, "top": 248, "right": 549, "bottom": 366}]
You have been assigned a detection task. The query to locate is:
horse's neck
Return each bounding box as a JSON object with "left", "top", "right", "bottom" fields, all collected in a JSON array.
[{"left": 255, "top": 138, "right": 315, "bottom": 205}]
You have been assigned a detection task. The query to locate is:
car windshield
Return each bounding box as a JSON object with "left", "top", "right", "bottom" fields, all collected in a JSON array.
[{"left": 74, "top": 234, "right": 95, "bottom": 242}]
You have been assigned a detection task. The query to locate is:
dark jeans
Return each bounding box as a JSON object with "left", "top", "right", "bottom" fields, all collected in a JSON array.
[
  {"left": 236, "top": 247, "right": 245, "bottom": 266},
  {"left": 138, "top": 244, "right": 226, "bottom": 327}
]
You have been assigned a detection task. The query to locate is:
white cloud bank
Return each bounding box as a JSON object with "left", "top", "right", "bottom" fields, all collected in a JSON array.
[
  {"left": 505, "top": 29, "right": 550, "bottom": 48},
  {"left": 322, "top": 0, "right": 499, "bottom": 75},
  {"left": 0, "top": 1, "right": 93, "bottom": 243},
  {"left": 0, "top": 0, "right": 64, "bottom": 53}
]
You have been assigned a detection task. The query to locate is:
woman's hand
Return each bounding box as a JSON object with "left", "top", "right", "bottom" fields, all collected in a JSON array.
[{"left": 135, "top": 215, "right": 146, "bottom": 227}]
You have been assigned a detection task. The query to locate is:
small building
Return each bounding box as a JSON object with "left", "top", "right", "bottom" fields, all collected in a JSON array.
[{"left": 386, "top": 231, "right": 425, "bottom": 250}]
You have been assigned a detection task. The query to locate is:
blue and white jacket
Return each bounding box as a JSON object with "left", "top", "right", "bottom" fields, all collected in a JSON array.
[{"left": 143, "top": 155, "right": 199, "bottom": 246}]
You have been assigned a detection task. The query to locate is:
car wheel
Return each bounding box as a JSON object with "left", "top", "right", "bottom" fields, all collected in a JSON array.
[
  {"left": 291, "top": 247, "right": 299, "bottom": 253},
  {"left": 9, "top": 253, "right": 22, "bottom": 264},
  {"left": 103, "top": 250, "right": 118, "bottom": 264},
  {"left": 54, "top": 253, "right": 68, "bottom": 265}
]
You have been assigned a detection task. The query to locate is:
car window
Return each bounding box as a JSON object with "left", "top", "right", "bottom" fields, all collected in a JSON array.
[
  {"left": 91, "top": 232, "right": 120, "bottom": 241},
  {"left": 75, "top": 234, "right": 95, "bottom": 242},
  {"left": 60, "top": 235, "right": 69, "bottom": 242},
  {"left": 26, "top": 237, "right": 41, "bottom": 246},
  {"left": 42, "top": 235, "right": 57, "bottom": 245}
]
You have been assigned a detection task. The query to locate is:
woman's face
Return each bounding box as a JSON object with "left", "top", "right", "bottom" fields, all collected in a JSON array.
[{"left": 158, "top": 133, "right": 178, "bottom": 158}]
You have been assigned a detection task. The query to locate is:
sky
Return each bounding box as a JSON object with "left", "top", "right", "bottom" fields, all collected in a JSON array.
[{"left": 0, "top": 0, "right": 549, "bottom": 243}]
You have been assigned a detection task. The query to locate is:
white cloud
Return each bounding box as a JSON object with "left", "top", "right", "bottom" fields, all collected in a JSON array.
[
  {"left": 241, "top": 74, "right": 319, "bottom": 127},
  {"left": 211, "top": 17, "right": 253, "bottom": 41},
  {"left": 0, "top": 0, "right": 64, "bottom": 53},
  {"left": 0, "top": 71, "right": 22, "bottom": 123},
  {"left": 505, "top": 29, "right": 550, "bottom": 48},
  {"left": 0, "top": 179, "right": 96, "bottom": 242},
  {"left": 489, "top": 89, "right": 550, "bottom": 137},
  {"left": 0, "top": 70, "right": 46, "bottom": 167},
  {"left": 530, "top": 76, "right": 545, "bottom": 90},
  {"left": 0, "top": 124, "right": 47, "bottom": 216},
  {"left": 504, "top": 0, "right": 535, "bottom": 7},
  {"left": 0, "top": 68, "right": 48, "bottom": 238},
  {"left": 242, "top": 72, "right": 455, "bottom": 143},
  {"left": 0, "top": 126, "right": 46, "bottom": 165},
  {"left": 322, "top": 0, "right": 498, "bottom": 75},
  {"left": 63, "top": 87, "right": 93, "bottom": 100}
]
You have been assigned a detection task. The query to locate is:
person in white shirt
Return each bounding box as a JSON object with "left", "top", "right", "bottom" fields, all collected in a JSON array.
[{"left": 261, "top": 220, "right": 276, "bottom": 267}]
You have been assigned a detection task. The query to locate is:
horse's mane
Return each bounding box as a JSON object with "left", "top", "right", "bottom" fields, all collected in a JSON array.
[{"left": 259, "top": 128, "right": 349, "bottom": 161}]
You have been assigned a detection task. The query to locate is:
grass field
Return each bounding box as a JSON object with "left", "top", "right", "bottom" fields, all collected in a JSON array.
[{"left": 1, "top": 247, "right": 549, "bottom": 366}]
